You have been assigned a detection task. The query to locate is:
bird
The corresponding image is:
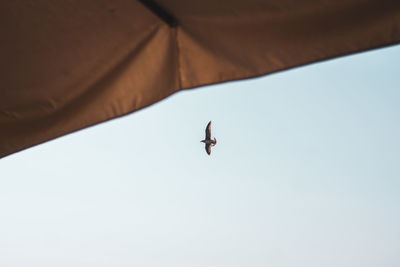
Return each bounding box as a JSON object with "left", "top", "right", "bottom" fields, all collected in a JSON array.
[{"left": 200, "top": 121, "right": 217, "bottom": 155}]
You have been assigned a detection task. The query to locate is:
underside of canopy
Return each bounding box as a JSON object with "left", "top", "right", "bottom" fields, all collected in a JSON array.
[{"left": 1, "top": 0, "right": 400, "bottom": 158}]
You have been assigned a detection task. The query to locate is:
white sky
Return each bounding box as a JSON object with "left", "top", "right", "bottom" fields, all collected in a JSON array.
[{"left": 1, "top": 45, "right": 400, "bottom": 267}]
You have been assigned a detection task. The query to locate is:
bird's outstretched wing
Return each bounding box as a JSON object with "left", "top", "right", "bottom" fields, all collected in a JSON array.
[
  {"left": 205, "top": 144, "right": 211, "bottom": 155},
  {"left": 205, "top": 121, "right": 211, "bottom": 139}
]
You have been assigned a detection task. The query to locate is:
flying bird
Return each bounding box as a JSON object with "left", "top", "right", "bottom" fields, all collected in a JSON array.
[{"left": 200, "top": 121, "right": 217, "bottom": 155}]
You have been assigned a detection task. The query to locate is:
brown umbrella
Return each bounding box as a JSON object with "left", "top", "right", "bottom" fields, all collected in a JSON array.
[{"left": 1, "top": 0, "right": 400, "bottom": 158}]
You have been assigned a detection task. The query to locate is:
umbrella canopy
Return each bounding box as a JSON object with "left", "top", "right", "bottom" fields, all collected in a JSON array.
[{"left": 1, "top": 0, "right": 400, "bottom": 158}]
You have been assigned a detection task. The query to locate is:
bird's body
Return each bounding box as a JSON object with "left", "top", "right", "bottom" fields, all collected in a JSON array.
[
  {"left": 201, "top": 121, "right": 217, "bottom": 155},
  {"left": 201, "top": 138, "right": 217, "bottom": 146}
]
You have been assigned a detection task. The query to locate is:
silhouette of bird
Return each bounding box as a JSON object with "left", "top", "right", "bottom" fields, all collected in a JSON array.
[{"left": 200, "top": 121, "right": 217, "bottom": 155}]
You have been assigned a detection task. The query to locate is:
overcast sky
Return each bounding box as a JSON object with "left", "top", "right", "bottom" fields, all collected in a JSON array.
[{"left": 1, "top": 45, "right": 399, "bottom": 267}]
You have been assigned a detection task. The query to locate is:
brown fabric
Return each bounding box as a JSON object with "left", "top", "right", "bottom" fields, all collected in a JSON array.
[{"left": 1, "top": 0, "right": 400, "bottom": 158}]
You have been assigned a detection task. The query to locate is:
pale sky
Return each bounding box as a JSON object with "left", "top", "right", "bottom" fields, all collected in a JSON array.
[{"left": 1, "top": 45, "right": 399, "bottom": 267}]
